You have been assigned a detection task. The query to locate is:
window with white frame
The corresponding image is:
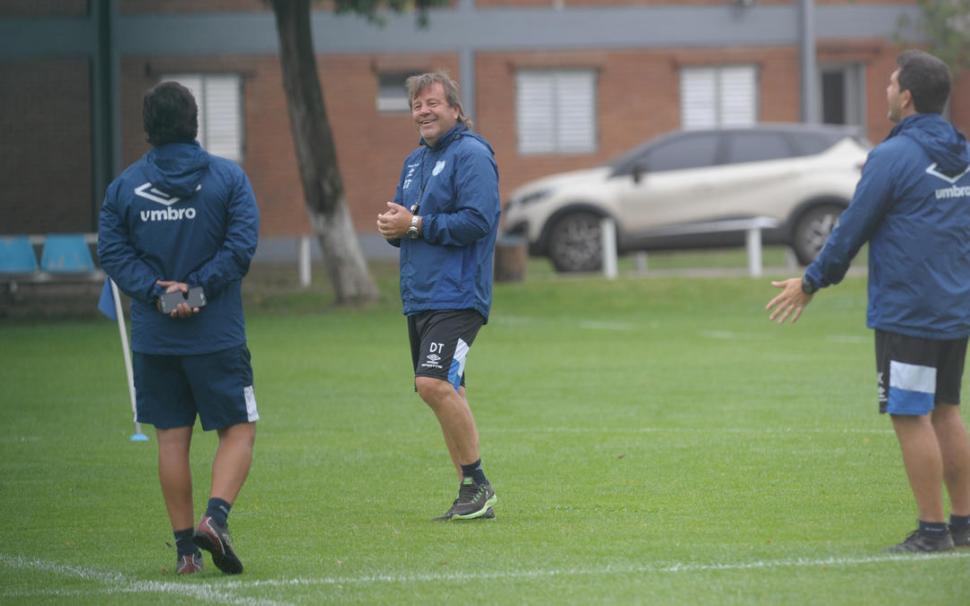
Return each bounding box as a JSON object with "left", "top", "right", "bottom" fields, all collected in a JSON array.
[
  {"left": 680, "top": 65, "right": 757, "bottom": 130},
  {"left": 161, "top": 74, "right": 243, "bottom": 162},
  {"left": 516, "top": 69, "right": 596, "bottom": 154}
]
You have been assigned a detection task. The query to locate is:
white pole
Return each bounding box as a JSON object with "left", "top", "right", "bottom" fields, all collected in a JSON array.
[
  {"left": 746, "top": 226, "right": 763, "bottom": 277},
  {"left": 601, "top": 217, "right": 618, "bottom": 280},
  {"left": 634, "top": 251, "right": 648, "bottom": 274},
  {"left": 298, "top": 235, "right": 311, "bottom": 288},
  {"left": 110, "top": 279, "right": 147, "bottom": 441}
]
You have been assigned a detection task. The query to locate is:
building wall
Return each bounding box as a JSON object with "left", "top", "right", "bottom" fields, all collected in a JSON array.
[{"left": 0, "top": 59, "right": 92, "bottom": 233}]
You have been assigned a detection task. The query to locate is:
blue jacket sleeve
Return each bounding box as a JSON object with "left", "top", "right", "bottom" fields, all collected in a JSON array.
[
  {"left": 97, "top": 181, "right": 165, "bottom": 304},
  {"left": 422, "top": 148, "right": 499, "bottom": 247},
  {"left": 804, "top": 144, "right": 899, "bottom": 289},
  {"left": 185, "top": 169, "right": 260, "bottom": 297}
]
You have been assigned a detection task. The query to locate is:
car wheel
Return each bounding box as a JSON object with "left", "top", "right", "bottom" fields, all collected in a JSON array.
[
  {"left": 792, "top": 204, "right": 844, "bottom": 266},
  {"left": 547, "top": 212, "right": 604, "bottom": 272}
]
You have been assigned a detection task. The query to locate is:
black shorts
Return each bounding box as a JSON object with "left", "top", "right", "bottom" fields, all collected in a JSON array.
[
  {"left": 875, "top": 329, "right": 968, "bottom": 416},
  {"left": 133, "top": 344, "right": 259, "bottom": 431},
  {"left": 408, "top": 309, "right": 484, "bottom": 390}
]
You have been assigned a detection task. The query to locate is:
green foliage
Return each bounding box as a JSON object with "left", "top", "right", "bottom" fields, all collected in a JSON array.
[
  {"left": 333, "top": 0, "right": 450, "bottom": 26},
  {"left": 2, "top": 273, "right": 970, "bottom": 603},
  {"left": 897, "top": 0, "right": 970, "bottom": 74}
]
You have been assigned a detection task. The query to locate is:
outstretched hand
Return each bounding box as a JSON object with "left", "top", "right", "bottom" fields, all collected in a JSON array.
[{"left": 766, "top": 278, "right": 813, "bottom": 324}]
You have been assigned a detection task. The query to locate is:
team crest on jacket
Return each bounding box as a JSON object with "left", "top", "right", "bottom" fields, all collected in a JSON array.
[{"left": 432, "top": 160, "right": 446, "bottom": 176}]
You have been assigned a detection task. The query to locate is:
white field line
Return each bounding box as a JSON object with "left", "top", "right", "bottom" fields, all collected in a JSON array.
[
  {"left": 489, "top": 426, "right": 893, "bottom": 436},
  {"left": 219, "top": 552, "right": 970, "bottom": 590},
  {"left": 0, "top": 554, "right": 291, "bottom": 606}
]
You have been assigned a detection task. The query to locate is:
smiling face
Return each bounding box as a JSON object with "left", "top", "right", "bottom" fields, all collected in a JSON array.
[{"left": 411, "top": 82, "right": 460, "bottom": 148}]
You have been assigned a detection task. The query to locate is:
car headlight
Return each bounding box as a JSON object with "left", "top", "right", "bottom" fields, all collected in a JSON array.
[{"left": 513, "top": 188, "right": 554, "bottom": 206}]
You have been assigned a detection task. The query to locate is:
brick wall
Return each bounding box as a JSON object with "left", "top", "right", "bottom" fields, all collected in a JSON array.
[{"left": 0, "top": 59, "right": 92, "bottom": 234}]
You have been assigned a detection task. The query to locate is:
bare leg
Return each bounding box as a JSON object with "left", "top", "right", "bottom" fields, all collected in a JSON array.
[
  {"left": 416, "top": 377, "right": 480, "bottom": 479},
  {"left": 156, "top": 426, "right": 194, "bottom": 530},
  {"left": 210, "top": 422, "right": 256, "bottom": 505},
  {"left": 932, "top": 404, "right": 970, "bottom": 517},
  {"left": 892, "top": 414, "right": 945, "bottom": 523}
]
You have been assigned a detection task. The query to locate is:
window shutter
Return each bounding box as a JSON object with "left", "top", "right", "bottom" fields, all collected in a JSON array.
[
  {"left": 719, "top": 66, "right": 756, "bottom": 127},
  {"left": 681, "top": 68, "right": 717, "bottom": 130},
  {"left": 517, "top": 72, "right": 556, "bottom": 154},
  {"left": 681, "top": 65, "right": 757, "bottom": 129},
  {"left": 517, "top": 70, "right": 596, "bottom": 154},
  {"left": 556, "top": 71, "right": 595, "bottom": 153},
  {"left": 203, "top": 76, "right": 242, "bottom": 161}
]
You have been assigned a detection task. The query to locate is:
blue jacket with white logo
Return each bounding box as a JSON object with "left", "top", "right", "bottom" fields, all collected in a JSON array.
[
  {"left": 805, "top": 113, "right": 970, "bottom": 339},
  {"left": 98, "top": 141, "right": 260, "bottom": 354},
  {"left": 390, "top": 124, "right": 500, "bottom": 320}
]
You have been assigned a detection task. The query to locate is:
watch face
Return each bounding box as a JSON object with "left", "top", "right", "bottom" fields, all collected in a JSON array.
[{"left": 407, "top": 226, "right": 418, "bottom": 239}]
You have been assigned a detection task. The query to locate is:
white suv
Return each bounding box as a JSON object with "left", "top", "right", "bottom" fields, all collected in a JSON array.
[{"left": 503, "top": 124, "right": 869, "bottom": 272}]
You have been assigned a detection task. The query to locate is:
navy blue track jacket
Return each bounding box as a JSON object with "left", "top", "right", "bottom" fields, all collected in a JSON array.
[
  {"left": 98, "top": 142, "right": 260, "bottom": 354},
  {"left": 805, "top": 113, "right": 970, "bottom": 339},
  {"left": 390, "top": 124, "right": 501, "bottom": 321}
]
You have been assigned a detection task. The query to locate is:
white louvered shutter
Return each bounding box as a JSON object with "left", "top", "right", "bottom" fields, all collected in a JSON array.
[
  {"left": 681, "top": 65, "right": 757, "bottom": 129},
  {"left": 517, "top": 70, "right": 596, "bottom": 154},
  {"left": 203, "top": 76, "right": 242, "bottom": 161},
  {"left": 719, "top": 66, "right": 756, "bottom": 127}
]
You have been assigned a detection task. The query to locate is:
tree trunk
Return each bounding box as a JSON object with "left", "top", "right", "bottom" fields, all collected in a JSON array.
[{"left": 271, "top": 0, "right": 380, "bottom": 305}]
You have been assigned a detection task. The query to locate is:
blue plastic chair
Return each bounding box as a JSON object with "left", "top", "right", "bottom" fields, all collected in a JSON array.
[
  {"left": 0, "top": 236, "right": 39, "bottom": 274},
  {"left": 40, "top": 234, "right": 96, "bottom": 273}
]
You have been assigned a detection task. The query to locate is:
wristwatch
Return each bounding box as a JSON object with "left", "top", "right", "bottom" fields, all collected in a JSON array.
[
  {"left": 801, "top": 275, "right": 819, "bottom": 295},
  {"left": 407, "top": 215, "right": 420, "bottom": 239}
]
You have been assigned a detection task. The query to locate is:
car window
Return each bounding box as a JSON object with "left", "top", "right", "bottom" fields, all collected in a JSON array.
[
  {"left": 788, "top": 132, "right": 843, "bottom": 156},
  {"left": 724, "top": 132, "right": 793, "bottom": 164},
  {"left": 643, "top": 134, "right": 720, "bottom": 172}
]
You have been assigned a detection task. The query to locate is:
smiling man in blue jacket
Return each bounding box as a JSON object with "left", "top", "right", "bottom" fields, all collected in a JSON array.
[
  {"left": 767, "top": 50, "right": 970, "bottom": 552},
  {"left": 98, "top": 82, "right": 259, "bottom": 574},
  {"left": 377, "top": 71, "right": 500, "bottom": 521}
]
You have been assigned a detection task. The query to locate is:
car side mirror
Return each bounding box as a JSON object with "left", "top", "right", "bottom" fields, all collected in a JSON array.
[{"left": 631, "top": 162, "right": 648, "bottom": 184}]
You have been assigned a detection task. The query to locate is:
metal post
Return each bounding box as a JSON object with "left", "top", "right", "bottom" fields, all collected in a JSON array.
[
  {"left": 634, "top": 251, "right": 648, "bottom": 274},
  {"left": 298, "top": 235, "right": 311, "bottom": 287},
  {"left": 799, "top": 0, "right": 819, "bottom": 124},
  {"left": 601, "top": 217, "right": 618, "bottom": 279},
  {"left": 746, "top": 226, "right": 763, "bottom": 277}
]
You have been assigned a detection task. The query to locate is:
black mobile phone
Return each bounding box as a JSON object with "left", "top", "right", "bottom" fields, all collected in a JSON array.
[{"left": 159, "top": 287, "right": 206, "bottom": 314}]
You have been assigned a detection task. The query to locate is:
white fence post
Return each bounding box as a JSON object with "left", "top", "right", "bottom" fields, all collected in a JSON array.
[
  {"left": 298, "top": 235, "right": 312, "bottom": 288},
  {"left": 601, "top": 217, "right": 618, "bottom": 280},
  {"left": 746, "top": 226, "right": 763, "bottom": 278}
]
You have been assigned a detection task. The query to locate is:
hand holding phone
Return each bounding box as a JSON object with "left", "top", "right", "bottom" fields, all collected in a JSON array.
[{"left": 159, "top": 286, "right": 206, "bottom": 315}]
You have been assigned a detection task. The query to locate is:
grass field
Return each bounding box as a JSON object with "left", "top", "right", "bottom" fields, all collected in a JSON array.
[{"left": 1, "top": 255, "right": 968, "bottom": 605}]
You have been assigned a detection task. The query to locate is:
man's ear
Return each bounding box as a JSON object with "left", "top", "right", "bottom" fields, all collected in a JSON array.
[{"left": 900, "top": 89, "right": 914, "bottom": 111}]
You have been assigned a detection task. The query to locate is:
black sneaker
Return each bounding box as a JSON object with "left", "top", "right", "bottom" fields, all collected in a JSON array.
[
  {"left": 950, "top": 524, "right": 970, "bottom": 548},
  {"left": 887, "top": 529, "right": 955, "bottom": 553},
  {"left": 434, "top": 478, "right": 497, "bottom": 521},
  {"left": 193, "top": 516, "right": 243, "bottom": 574},
  {"left": 176, "top": 552, "right": 203, "bottom": 575}
]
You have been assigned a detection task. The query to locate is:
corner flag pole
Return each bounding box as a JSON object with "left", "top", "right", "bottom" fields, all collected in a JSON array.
[{"left": 110, "top": 279, "right": 148, "bottom": 442}]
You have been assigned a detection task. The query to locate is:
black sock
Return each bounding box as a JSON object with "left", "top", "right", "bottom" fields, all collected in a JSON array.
[
  {"left": 918, "top": 520, "right": 948, "bottom": 537},
  {"left": 950, "top": 514, "right": 970, "bottom": 528},
  {"left": 174, "top": 527, "right": 197, "bottom": 556},
  {"left": 206, "top": 497, "right": 232, "bottom": 527},
  {"left": 460, "top": 459, "right": 488, "bottom": 485}
]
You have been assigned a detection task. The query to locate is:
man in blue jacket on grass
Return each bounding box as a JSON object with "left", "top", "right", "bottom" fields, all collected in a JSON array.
[
  {"left": 767, "top": 50, "right": 970, "bottom": 552},
  {"left": 98, "top": 82, "right": 260, "bottom": 574},
  {"left": 377, "top": 71, "right": 501, "bottom": 520}
]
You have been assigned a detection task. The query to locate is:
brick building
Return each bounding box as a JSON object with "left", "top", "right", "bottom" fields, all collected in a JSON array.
[{"left": 1, "top": 0, "right": 966, "bottom": 259}]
